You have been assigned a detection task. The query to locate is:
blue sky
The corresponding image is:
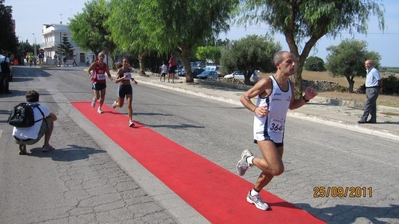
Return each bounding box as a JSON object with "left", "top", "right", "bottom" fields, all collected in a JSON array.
[{"left": 9, "top": 0, "right": 399, "bottom": 67}]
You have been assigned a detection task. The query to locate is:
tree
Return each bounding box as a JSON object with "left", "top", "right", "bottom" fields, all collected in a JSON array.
[
  {"left": 219, "top": 35, "right": 281, "bottom": 85},
  {"left": 304, "top": 56, "right": 325, "bottom": 71},
  {"left": 68, "top": 0, "right": 117, "bottom": 68},
  {"left": 196, "top": 46, "right": 222, "bottom": 64},
  {"left": 107, "top": 0, "right": 152, "bottom": 75},
  {"left": 0, "top": 2, "right": 18, "bottom": 53},
  {"left": 137, "top": 0, "right": 239, "bottom": 82},
  {"left": 57, "top": 34, "right": 74, "bottom": 58},
  {"left": 236, "top": 0, "right": 385, "bottom": 97},
  {"left": 325, "top": 39, "right": 380, "bottom": 93}
]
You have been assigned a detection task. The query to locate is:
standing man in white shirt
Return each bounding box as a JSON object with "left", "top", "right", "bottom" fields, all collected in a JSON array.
[{"left": 358, "top": 60, "right": 383, "bottom": 124}]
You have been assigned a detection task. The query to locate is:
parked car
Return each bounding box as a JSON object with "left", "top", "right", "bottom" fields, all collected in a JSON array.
[
  {"left": 224, "top": 70, "right": 260, "bottom": 83},
  {"left": 224, "top": 71, "right": 244, "bottom": 80},
  {"left": 192, "top": 68, "right": 205, "bottom": 78},
  {"left": 177, "top": 67, "right": 186, "bottom": 76},
  {"left": 250, "top": 71, "right": 260, "bottom": 83},
  {"left": 196, "top": 71, "right": 219, "bottom": 79}
]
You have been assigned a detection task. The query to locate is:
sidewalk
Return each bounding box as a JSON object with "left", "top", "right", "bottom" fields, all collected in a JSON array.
[{"left": 123, "top": 71, "right": 399, "bottom": 142}]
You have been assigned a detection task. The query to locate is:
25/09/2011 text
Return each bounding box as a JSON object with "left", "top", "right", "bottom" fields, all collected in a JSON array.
[{"left": 313, "top": 186, "right": 372, "bottom": 198}]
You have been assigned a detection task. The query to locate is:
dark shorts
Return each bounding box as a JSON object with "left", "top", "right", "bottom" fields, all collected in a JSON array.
[
  {"left": 14, "top": 117, "right": 53, "bottom": 145},
  {"left": 254, "top": 137, "right": 284, "bottom": 148},
  {"left": 161, "top": 73, "right": 166, "bottom": 77},
  {"left": 117, "top": 84, "right": 133, "bottom": 98},
  {"left": 169, "top": 65, "right": 176, "bottom": 74},
  {"left": 92, "top": 82, "right": 106, "bottom": 91}
]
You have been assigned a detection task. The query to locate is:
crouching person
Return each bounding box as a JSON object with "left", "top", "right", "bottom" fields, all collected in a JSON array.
[{"left": 12, "top": 90, "right": 58, "bottom": 155}]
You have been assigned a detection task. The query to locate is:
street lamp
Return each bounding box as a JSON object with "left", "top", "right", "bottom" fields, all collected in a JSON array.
[{"left": 32, "top": 33, "right": 37, "bottom": 57}]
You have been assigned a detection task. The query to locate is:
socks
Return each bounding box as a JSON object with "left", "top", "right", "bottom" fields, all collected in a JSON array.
[
  {"left": 246, "top": 156, "right": 254, "bottom": 165},
  {"left": 250, "top": 189, "right": 260, "bottom": 196}
]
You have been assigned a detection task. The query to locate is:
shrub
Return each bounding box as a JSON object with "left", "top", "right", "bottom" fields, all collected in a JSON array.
[
  {"left": 382, "top": 75, "right": 399, "bottom": 94},
  {"left": 304, "top": 56, "right": 326, "bottom": 71}
]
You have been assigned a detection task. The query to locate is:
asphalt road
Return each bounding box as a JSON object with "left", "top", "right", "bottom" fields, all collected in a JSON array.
[{"left": 0, "top": 66, "right": 398, "bottom": 224}]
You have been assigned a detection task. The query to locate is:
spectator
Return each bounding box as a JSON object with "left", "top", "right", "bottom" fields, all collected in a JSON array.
[
  {"left": 12, "top": 90, "right": 58, "bottom": 155},
  {"left": 358, "top": 59, "right": 383, "bottom": 124},
  {"left": 168, "top": 54, "right": 177, "bottom": 83},
  {"left": 160, "top": 61, "right": 167, "bottom": 82},
  {"left": 0, "top": 50, "right": 11, "bottom": 94}
]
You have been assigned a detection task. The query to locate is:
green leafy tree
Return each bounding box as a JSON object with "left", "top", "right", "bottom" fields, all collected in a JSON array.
[
  {"left": 220, "top": 35, "right": 281, "bottom": 84},
  {"left": 236, "top": 0, "right": 385, "bottom": 97},
  {"left": 325, "top": 39, "right": 380, "bottom": 93},
  {"left": 196, "top": 46, "right": 222, "bottom": 64},
  {"left": 137, "top": 0, "right": 239, "bottom": 82},
  {"left": 57, "top": 34, "right": 74, "bottom": 58},
  {"left": 107, "top": 0, "right": 152, "bottom": 75},
  {"left": 304, "top": 56, "right": 325, "bottom": 71},
  {"left": 68, "top": 0, "right": 117, "bottom": 68},
  {"left": 0, "top": 1, "right": 18, "bottom": 53}
]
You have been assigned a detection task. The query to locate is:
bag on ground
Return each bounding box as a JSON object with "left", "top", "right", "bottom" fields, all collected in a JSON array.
[{"left": 7, "top": 103, "right": 44, "bottom": 127}]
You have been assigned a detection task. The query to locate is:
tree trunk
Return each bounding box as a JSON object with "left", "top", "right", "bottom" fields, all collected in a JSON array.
[
  {"left": 347, "top": 76, "right": 355, "bottom": 93},
  {"left": 138, "top": 49, "right": 148, "bottom": 76},
  {"left": 180, "top": 45, "right": 193, "bottom": 82}
]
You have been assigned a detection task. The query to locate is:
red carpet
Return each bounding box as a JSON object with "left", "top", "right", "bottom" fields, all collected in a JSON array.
[{"left": 72, "top": 101, "right": 324, "bottom": 224}]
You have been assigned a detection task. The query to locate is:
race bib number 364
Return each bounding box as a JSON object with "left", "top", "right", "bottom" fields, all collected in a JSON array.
[{"left": 269, "top": 118, "right": 284, "bottom": 134}]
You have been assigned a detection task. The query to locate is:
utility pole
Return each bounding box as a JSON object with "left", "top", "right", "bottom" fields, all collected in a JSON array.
[{"left": 32, "top": 33, "right": 36, "bottom": 57}]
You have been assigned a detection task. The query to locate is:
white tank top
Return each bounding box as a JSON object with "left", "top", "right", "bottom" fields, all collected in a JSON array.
[{"left": 253, "top": 76, "right": 292, "bottom": 143}]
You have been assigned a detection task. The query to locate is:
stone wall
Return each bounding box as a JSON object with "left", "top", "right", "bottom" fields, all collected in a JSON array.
[{"left": 302, "top": 80, "right": 340, "bottom": 92}]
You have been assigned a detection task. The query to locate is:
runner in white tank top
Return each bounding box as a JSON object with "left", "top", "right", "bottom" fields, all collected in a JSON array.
[
  {"left": 235, "top": 51, "right": 318, "bottom": 211},
  {"left": 254, "top": 76, "right": 292, "bottom": 143}
]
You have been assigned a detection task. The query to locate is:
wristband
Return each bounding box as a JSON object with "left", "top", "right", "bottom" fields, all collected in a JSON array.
[{"left": 302, "top": 95, "right": 309, "bottom": 103}]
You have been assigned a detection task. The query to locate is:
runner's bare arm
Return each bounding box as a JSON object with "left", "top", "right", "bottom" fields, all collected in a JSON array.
[{"left": 240, "top": 78, "right": 271, "bottom": 117}]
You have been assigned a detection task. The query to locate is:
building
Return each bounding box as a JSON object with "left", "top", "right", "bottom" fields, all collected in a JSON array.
[{"left": 40, "top": 23, "right": 94, "bottom": 64}]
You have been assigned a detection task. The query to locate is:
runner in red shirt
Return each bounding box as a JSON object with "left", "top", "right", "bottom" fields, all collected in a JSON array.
[{"left": 87, "top": 52, "right": 113, "bottom": 114}]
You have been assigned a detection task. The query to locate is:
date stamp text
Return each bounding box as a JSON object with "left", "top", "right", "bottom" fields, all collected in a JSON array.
[{"left": 313, "top": 186, "right": 372, "bottom": 198}]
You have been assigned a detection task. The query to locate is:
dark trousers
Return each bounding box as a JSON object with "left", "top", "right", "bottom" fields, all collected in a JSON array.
[
  {"left": 360, "top": 87, "right": 379, "bottom": 122},
  {"left": 0, "top": 72, "right": 10, "bottom": 93}
]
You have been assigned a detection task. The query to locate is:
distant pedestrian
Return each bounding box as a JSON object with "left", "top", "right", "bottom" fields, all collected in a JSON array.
[
  {"left": 358, "top": 59, "right": 383, "bottom": 124},
  {"left": 72, "top": 58, "right": 78, "bottom": 66},
  {"left": 63, "top": 56, "right": 68, "bottom": 67},
  {"left": 0, "top": 50, "right": 11, "bottom": 94},
  {"left": 33, "top": 56, "right": 37, "bottom": 66},
  {"left": 87, "top": 52, "right": 113, "bottom": 114},
  {"left": 236, "top": 51, "right": 317, "bottom": 211},
  {"left": 12, "top": 90, "right": 58, "bottom": 155},
  {"left": 168, "top": 54, "right": 177, "bottom": 83},
  {"left": 111, "top": 57, "right": 138, "bottom": 127},
  {"left": 160, "top": 61, "right": 167, "bottom": 82},
  {"left": 28, "top": 55, "right": 33, "bottom": 67}
]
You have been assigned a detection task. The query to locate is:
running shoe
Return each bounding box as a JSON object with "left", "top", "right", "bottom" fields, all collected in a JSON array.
[
  {"left": 91, "top": 98, "right": 96, "bottom": 108},
  {"left": 97, "top": 107, "right": 103, "bottom": 114},
  {"left": 236, "top": 149, "right": 253, "bottom": 176},
  {"left": 42, "top": 144, "right": 55, "bottom": 152},
  {"left": 129, "top": 120, "right": 135, "bottom": 127},
  {"left": 112, "top": 101, "right": 117, "bottom": 109},
  {"left": 19, "top": 144, "right": 27, "bottom": 155},
  {"left": 247, "top": 191, "right": 269, "bottom": 210}
]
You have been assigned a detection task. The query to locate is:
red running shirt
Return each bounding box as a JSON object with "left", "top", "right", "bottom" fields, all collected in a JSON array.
[{"left": 92, "top": 61, "right": 108, "bottom": 84}]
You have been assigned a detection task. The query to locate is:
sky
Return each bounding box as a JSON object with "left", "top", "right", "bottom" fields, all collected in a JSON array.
[{"left": 8, "top": 0, "right": 399, "bottom": 67}]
